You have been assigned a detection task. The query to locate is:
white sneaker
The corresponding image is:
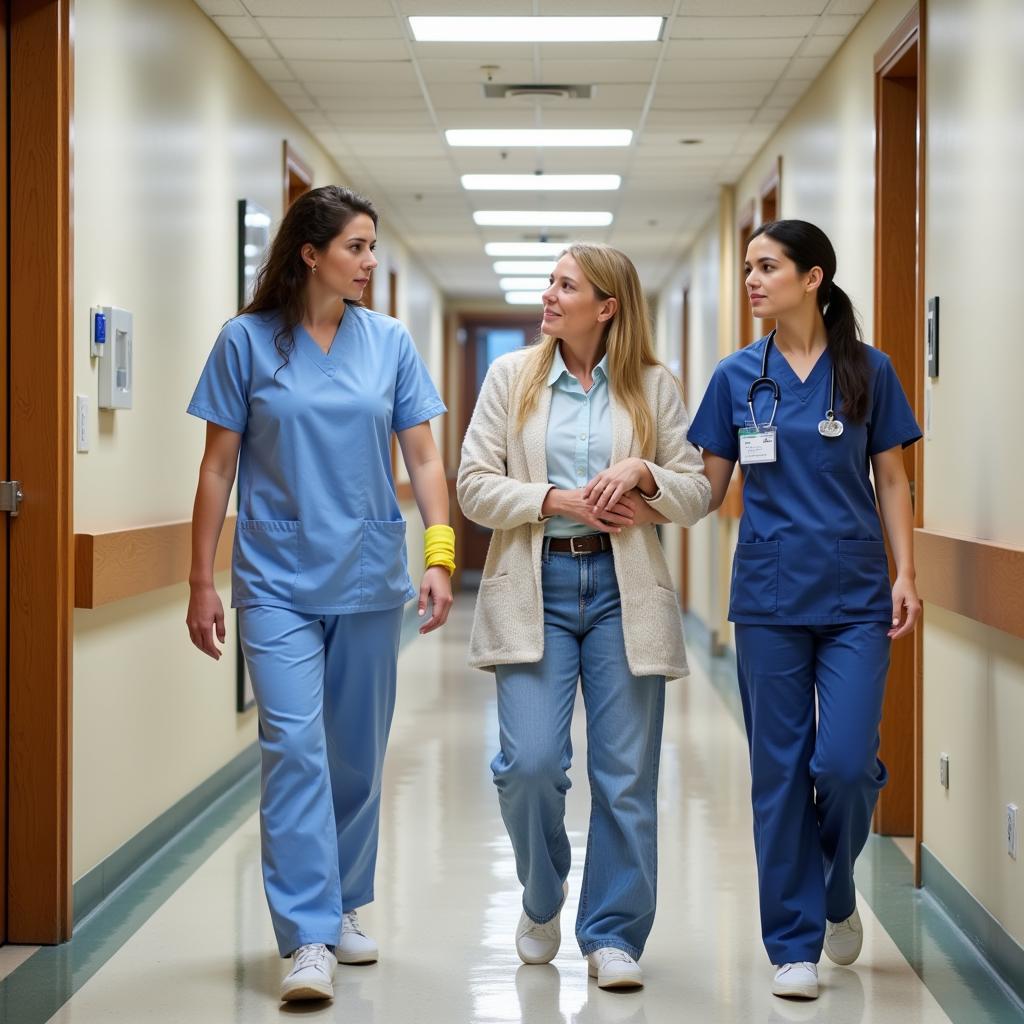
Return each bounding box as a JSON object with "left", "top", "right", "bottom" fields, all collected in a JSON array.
[
  {"left": 586, "top": 947, "right": 644, "bottom": 990},
  {"left": 515, "top": 882, "right": 568, "bottom": 964},
  {"left": 824, "top": 907, "right": 863, "bottom": 966},
  {"left": 281, "top": 943, "right": 334, "bottom": 1002},
  {"left": 771, "top": 962, "right": 819, "bottom": 1000},
  {"left": 336, "top": 909, "right": 379, "bottom": 965}
]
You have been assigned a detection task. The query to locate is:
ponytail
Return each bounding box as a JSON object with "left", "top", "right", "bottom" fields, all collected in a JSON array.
[
  {"left": 750, "top": 219, "right": 871, "bottom": 423},
  {"left": 821, "top": 282, "right": 869, "bottom": 422}
]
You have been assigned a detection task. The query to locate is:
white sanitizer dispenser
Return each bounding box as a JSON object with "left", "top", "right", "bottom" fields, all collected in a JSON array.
[{"left": 92, "top": 305, "right": 133, "bottom": 410}]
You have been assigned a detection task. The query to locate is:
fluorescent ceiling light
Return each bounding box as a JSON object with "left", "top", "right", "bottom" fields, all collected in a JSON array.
[
  {"left": 446, "top": 129, "right": 632, "bottom": 148},
  {"left": 485, "top": 242, "right": 566, "bottom": 257},
  {"left": 505, "top": 291, "right": 545, "bottom": 305},
  {"left": 499, "top": 277, "right": 551, "bottom": 291},
  {"left": 474, "top": 210, "right": 613, "bottom": 227},
  {"left": 462, "top": 174, "right": 621, "bottom": 191},
  {"left": 410, "top": 17, "right": 663, "bottom": 43},
  {"left": 493, "top": 261, "right": 557, "bottom": 275}
]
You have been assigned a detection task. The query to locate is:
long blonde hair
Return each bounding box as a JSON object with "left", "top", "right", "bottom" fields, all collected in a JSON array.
[{"left": 514, "top": 242, "right": 662, "bottom": 457}]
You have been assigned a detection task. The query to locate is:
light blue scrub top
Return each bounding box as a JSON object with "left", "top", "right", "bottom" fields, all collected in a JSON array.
[
  {"left": 187, "top": 305, "right": 446, "bottom": 615},
  {"left": 544, "top": 348, "right": 612, "bottom": 538},
  {"left": 688, "top": 337, "right": 920, "bottom": 625}
]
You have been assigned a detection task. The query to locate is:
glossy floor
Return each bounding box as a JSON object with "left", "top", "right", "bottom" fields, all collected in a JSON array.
[{"left": 42, "top": 601, "right": 964, "bottom": 1022}]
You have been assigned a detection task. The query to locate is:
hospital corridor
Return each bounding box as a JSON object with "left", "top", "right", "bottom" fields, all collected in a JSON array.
[{"left": 0, "top": 0, "right": 1021, "bottom": 1022}]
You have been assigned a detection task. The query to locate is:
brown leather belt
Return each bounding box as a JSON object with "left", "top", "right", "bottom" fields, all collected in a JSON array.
[{"left": 546, "top": 533, "right": 613, "bottom": 555}]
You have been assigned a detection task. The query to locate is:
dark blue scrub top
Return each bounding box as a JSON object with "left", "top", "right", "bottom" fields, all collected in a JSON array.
[
  {"left": 187, "top": 305, "right": 446, "bottom": 615},
  {"left": 688, "top": 337, "right": 921, "bottom": 625}
]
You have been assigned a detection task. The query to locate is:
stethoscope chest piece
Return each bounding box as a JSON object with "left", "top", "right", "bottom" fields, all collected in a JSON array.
[{"left": 818, "top": 414, "right": 844, "bottom": 438}]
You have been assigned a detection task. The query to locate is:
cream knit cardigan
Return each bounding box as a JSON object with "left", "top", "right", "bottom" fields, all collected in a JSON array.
[{"left": 457, "top": 347, "right": 711, "bottom": 681}]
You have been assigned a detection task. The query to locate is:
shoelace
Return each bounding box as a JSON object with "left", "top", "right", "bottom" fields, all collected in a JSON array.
[
  {"left": 293, "top": 944, "right": 330, "bottom": 972},
  {"left": 778, "top": 962, "right": 816, "bottom": 975},
  {"left": 522, "top": 916, "right": 560, "bottom": 940},
  {"left": 595, "top": 949, "right": 635, "bottom": 968},
  {"left": 829, "top": 917, "right": 855, "bottom": 935},
  {"left": 342, "top": 911, "right": 366, "bottom": 937}
]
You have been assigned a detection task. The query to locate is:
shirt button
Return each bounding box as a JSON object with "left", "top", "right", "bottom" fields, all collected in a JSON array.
[{"left": 579, "top": 433, "right": 586, "bottom": 440}]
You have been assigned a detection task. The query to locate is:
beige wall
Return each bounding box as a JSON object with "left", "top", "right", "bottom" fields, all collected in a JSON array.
[
  {"left": 920, "top": 0, "right": 1024, "bottom": 945},
  {"left": 654, "top": 0, "right": 1024, "bottom": 947},
  {"left": 72, "top": 0, "right": 444, "bottom": 879}
]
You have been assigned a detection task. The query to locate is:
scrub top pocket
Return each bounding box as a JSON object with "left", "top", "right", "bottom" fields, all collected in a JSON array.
[
  {"left": 360, "top": 519, "right": 410, "bottom": 604},
  {"left": 730, "top": 541, "right": 780, "bottom": 616},
  {"left": 837, "top": 539, "right": 891, "bottom": 616},
  {"left": 233, "top": 519, "right": 301, "bottom": 605}
]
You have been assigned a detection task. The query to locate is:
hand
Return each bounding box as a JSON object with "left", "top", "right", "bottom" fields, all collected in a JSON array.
[
  {"left": 542, "top": 488, "right": 635, "bottom": 533},
  {"left": 186, "top": 582, "right": 226, "bottom": 660},
  {"left": 418, "top": 565, "right": 454, "bottom": 634},
  {"left": 618, "top": 490, "right": 669, "bottom": 526},
  {"left": 583, "top": 458, "right": 649, "bottom": 514},
  {"left": 888, "top": 574, "right": 921, "bottom": 639}
]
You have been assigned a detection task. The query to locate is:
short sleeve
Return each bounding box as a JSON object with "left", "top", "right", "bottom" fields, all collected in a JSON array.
[
  {"left": 867, "top": 354, "right": 922, "bottom": 455},
  {"left": 392, "top": 327, "right": 447, "bottom": 432},
  {"left": 187, "top": 321, "right": 251, "bottom": 433},
  {"left": 688, "top": 364, "right": 739, "bottom": 462}
]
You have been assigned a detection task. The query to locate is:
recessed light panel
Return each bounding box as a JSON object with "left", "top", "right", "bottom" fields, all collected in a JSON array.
[
  {"left": 499, "top": 277, "right": 552, "bottom": 291},
  {"left": 485, "top": 243, "right": 566, "bottom": 257},
  {"left": 410, "top": 17, "right": 663, "bottom": 43},
  {"left": 505, "top": 291, "right": 545, "bottom": 305},
  {"left": 493, "top": 261, "right": 558, "bottom": 275}
]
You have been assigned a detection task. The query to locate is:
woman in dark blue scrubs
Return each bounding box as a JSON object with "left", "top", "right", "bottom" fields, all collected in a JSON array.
[{"left": 687, "top": 220, "right": 921, "bottom": 1001}]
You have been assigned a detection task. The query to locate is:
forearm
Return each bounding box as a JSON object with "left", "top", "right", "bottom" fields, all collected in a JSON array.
[
  {"left": 407, "top": 454, "right": 450, "bottom": 528},
  {"left": 189, "top": 468, "right": 234, "bottom": 587},
  {"left": 877, "top": 477, "right": 915, "bottom": 577}
]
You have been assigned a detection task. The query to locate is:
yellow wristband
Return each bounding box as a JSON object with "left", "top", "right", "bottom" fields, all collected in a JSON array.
[{"left": 424, "top": 524, "right": 456, "bottom": 575}]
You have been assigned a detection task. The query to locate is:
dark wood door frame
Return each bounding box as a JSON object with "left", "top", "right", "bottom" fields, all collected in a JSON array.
[
  {"left": 872, "top": 2, "right": 926, "bottom": 882},
  {"left": 8, "top": 0, "right": 75, "bottom": 942}
]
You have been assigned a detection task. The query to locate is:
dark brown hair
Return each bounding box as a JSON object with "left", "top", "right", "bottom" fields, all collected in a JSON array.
[
  {"left": 240, "top": 185, "right": 378, "bottom": 371},
  {"left": 750, "top": 219, "right": 870, "bottom": 423}
]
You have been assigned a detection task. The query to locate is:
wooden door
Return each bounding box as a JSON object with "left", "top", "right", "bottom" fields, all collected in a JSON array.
[
  {"left": 0, "top": 0, "right": 8, "bottom": 946},
  {"left": 873, "top": 5, "right": 926, "bottom": 856}
]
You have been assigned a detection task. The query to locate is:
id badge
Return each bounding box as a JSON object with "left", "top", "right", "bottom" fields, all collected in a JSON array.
[{"left": 738, "top": 423, "right": 777, "bottom": 465}]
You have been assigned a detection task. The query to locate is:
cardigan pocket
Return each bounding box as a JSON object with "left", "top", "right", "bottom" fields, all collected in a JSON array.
[{"left": 473, "top": 573, "right": 523, "bottom": 658}]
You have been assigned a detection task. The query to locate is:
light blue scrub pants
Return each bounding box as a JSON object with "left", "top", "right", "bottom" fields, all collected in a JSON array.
[
  {"left": 492, "top": 546, "right": 666, "bottom": 961},
  {"left": 239, "top": 604, "right": 403, "bottom": 957},
  {"left": 734, "top": 621, "right": 890, "bottom": 966}
]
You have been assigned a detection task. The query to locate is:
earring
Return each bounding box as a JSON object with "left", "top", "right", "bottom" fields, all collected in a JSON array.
[{"left": 311, "top": 264, "right": 318, "bottom": 275}]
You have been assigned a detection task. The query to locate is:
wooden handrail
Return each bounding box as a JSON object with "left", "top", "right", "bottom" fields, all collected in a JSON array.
[
  {"left": 74, "top": 517, "right": 236, "bottom": 609},
  {"left": 914, "top": 528, "right": 1024, "bottom": 640}
]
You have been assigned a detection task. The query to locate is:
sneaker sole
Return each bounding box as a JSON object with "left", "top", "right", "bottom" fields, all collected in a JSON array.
[
  {"left": 823, "top": 941, "right": 861, "bottom": 966},
  {"left": 336, "top": 950, "right": 379, "bottom": 965},
  {"left": 281, "top": 982, "right": 334, "bottom": 1001},
  {"left": 516, "top": 944, "right": 559, "bottom": 965},
  {"left": 771, "top": 982, "right": 818, "bottom": 1000},
  {"left": 588, "top": 964, "right": 644, "bottom": 990}
]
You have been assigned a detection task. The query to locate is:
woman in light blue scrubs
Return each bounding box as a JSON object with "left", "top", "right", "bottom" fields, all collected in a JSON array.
[
  {"left": 186, "top": 186, "right": 453, "bottom": 1003},
  {"left": 688, "top": 220, "right": 921, "bottom": 1001}
]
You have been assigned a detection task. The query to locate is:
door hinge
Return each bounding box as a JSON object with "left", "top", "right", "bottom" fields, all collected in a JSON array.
[{"left": 0, "top": 481, "right": 23, "bottom": 517}]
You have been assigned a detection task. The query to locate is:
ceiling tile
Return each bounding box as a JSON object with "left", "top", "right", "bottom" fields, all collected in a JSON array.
[
  {"left": 274, "top": 39, "right": 410, "bottom": 60},
  {"left": 677, "top": 0, "right": 827, "bottom": 13},
  {"left": 783, "top": 56, "right": 830, "bottom": 80},
  {"left": 827, "top": 0, "right": 873, "bottom": 13},
  {"left": 658, "top": 57, "right": 789, "bottom": 82},
  {"left": 534, "top": 60, "right": 659, "bottom": 83},
  {"left": 800, "top": 34, "right": 844, "bottom": 58},
  {"left": 666, "top": 37, "right": 803, "bottom": 59},
  {"left": 670, "top": 15, "right": 816, "bottom": 38},
  {"left": 250, "top": 58, "right": 293, "bottom": 81},
  {"left": 416, "top": 60, "right": 537, "bottom": 84},
  {"left": 396, "top": 0, "right": 533, "bottom": 12},
  {"left": 816, "top": 14, "right": 862, "bottom": 35},
  {"left": 257, "top": 17, "right": 402, "bottom": 39},
  {"left": 290, "top": 59, "right": 418, "bottom": 84},
  {"left": 212, "top": 14, "right": 261, "bottom": 38},
  {"left": 231, "top": 36, "right": 276, "bottom": 60},
  {"left": 534, "top": 0, "right": 674, "bottom": 11},
  {"left": 243, "top": 0, "right": 372, "bottom": 14},
  {"left": 195, "top": 0, "right": 245, "bottom": 13}
]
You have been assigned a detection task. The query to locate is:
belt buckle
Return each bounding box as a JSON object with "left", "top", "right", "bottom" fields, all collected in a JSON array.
[{"left": 569, "top": 536, "right": 587, "bottom": 556}]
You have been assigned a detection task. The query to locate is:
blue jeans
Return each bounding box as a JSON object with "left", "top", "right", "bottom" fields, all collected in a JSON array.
[
  {"left": 492, "top": 545, "right": 666, "bottom": 960},
  {"left": 734, "top": 622, "right": 890, "bottom": 965},
  {"left": 239, "top": 604, "right": 403, "bottom": 956}
]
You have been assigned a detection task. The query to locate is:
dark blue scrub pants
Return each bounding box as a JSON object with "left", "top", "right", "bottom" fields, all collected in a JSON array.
[{"left": 734, "top": 621, "right": 890, "bottom": 966}]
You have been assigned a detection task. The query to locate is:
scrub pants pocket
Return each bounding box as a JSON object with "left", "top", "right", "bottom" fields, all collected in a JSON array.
[
  {"left": 730, "top": 541, "right": 780, "bottom": 616},
  {"left": 837, "top": 540, "right": 890, "bottom": 615}
]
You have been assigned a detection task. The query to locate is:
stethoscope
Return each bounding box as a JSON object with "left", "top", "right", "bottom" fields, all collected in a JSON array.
[{"left": 746, "top": 329, "right": 845, "bottom": 438}]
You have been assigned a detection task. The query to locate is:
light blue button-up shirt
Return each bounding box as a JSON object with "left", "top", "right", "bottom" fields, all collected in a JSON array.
[{"left": 544, "top": 346, "right": 613, "bottom": 538}]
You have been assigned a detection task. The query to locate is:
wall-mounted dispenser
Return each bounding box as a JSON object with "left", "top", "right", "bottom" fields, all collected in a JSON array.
[{"left": 91, "top": 305, "right": 133, "bottom": 410}]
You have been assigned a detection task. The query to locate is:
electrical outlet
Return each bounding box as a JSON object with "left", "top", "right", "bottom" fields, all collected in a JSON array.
[
  {"left": 939, "top": 753, "right": 950, "bottom": 790},
  {"left": 1008, "top": 804, "right": 1018, "bottom": 860},
  {"left": 76, "top": 395, "right": 89, "bottom": 453}
]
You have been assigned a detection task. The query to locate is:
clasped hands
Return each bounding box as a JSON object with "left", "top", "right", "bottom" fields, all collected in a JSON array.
[{"left": 541, "top": 457, "right": 664, "bottom": 533}]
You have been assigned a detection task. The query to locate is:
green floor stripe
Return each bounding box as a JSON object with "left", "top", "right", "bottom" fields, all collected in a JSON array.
[
  {"left": 683, "top": 612, "right": 1024, "bottom": 1024},
  {"left": 0, "top": 605, "right": 424, "bottom": 1024}
]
